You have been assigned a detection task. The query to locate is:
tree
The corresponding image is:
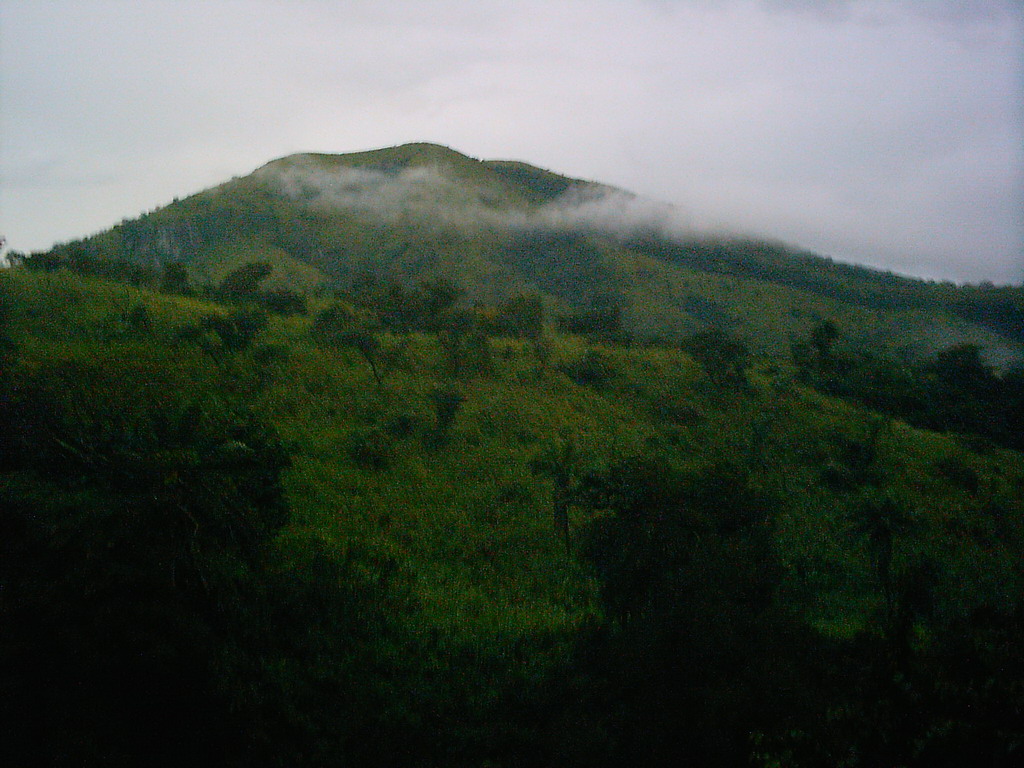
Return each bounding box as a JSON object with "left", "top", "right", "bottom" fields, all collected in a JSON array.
[
  {"left": 811, "top": 319, "right": 839, "bottom": 363},
  {"left": 218, "top": 262, "right": 272, "bottom": 301},
  {"left": 420, "top": 278, "right": 464, "bottom": 330},
  {"left": 257, "top": 288, "right": 307, "bottom": 316},
  {"left": 932, "top": 344, "right": 996, "bottom": 393},
  {"left": 161, "top": 261, "right": 191, "bottom": 294},
  {"left": 565, "top": 457, "right": 794, "bottom": 766},
  {"left": 0, "top": 275, "right": 19, "bottom": 468},
  {"left": 201, "top": 307, "right": 269, "bottom": 353},
  {"left": 0, "top": 274, "right": 16, "bottom": 370},
  {"left": 312, "top": 304, "right": 385, "bottom": 387},
  {"left": 557, "top": 297, "right": 625, "bottom": 342},
  {"left": 559, "top": 350, "right": 617, "bottom": 389},
  {"left": 531, "top": 334, "right": 554, "bottom": 374},
  {"left": 1, "top": 352, "right": 291, "bottom": 766},
  {"left": 530, "top": 439, "right": 583, "bottom": 551},
  {"left": 438, "top": 309, "right": 492, "bottom": 379},
  {"left": 681, "top": 328, "right": 751, "bottom": 390},
  {"left": 495, "top": 294, "right": 545, "bottom": 339},
  {"left": 371, "top": 279, "right": 464, "bottom": 333},
  {"left": 430, "top": 385, "right": 464, "bottom": 443},
  {"left": 847, "top": 491, "right": 916, "bottom": 629}
]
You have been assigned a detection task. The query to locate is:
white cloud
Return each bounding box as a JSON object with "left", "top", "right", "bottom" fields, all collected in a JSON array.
[
  {"left": 257, "top": 155, "right": 686, "bottom": 237},
  {"left": 1, "top": 0, "right": 1020, "bottom": 282}
]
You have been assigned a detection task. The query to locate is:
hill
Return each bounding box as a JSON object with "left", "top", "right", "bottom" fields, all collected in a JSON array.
[
  {"left": 2, "top": 255, "right": 1023, "bottom": 766},
  {"left": 4, "top": 142, "right": 1024, "bottom": 765},
  {"left": 20, "top": 142, "right": 1024, "bottom": 363}
]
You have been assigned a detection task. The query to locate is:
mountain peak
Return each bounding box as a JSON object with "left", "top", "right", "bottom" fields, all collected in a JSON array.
[
  {"left": 247, "top": 143, "right": 628, "bottom": 223},
  {"left": 24, "top": 141, "right": 1024, "bottom": 364},
  {"left": 260, "top": 142, "right": 478, "bottom": 176}
]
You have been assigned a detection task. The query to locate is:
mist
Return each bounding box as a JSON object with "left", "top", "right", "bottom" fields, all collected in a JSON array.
[
  {"left": 3, "top": 0, "right": 1020, "bottom": 283},
  {"left": 256, "top": 158, "right": 694, "bottom": 242}
]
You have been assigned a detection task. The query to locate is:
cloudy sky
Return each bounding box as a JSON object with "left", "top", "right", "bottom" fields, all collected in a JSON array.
[{"left": 2, "top": 0, "right": 1021, "bottom": 284}]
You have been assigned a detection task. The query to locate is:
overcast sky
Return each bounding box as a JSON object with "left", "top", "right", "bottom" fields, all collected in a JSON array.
[{"left": 2, "top": 0, "right": 1021, "bottom": 284}]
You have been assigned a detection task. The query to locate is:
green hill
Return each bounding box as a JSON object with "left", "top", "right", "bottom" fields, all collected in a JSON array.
[
  {"left": 22, "top": 142, "right": 1024, "bottom": 363},
  {"left": 4, "top": 144, "right": 1024, "bottom": 766}
]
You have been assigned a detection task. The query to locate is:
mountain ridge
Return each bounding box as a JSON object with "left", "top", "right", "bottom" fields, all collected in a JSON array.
[
  {"left": 255, "top": 142, "right": 609, "bottom": 196},
  {"left": 19, "top": 142, "right": 1024, "bottom": 362},
  {"left": 247, "top": 142, "right": 639, "bottom": 228}
]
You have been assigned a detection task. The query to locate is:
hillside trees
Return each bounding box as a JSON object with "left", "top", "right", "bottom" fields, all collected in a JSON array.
[
  {"left": 0, "top": 346, "right": 411, "bottom": 767},
  {"left": 355, "top": 278, "right": 464, "bottom": 333},
  {"left": 0, "top": 350, "right": 289, "bottom": 764},
  {"left": 312, "top": 303, "right": 386, "bottom": 387},
  {"left": 11, "top": 141, "right": 1024, "bottom": 354},
  {"left": 23, "top": 239, "right": 157, "bottom": 285},
  {"left": 553, "top": 457, "right": 809, "bottom": 767},
  {"left": 3, "top": 259, "right": 1023, "bottom": 766},
  {"left": 216, "top": 262, "right": 307, "bottom": 316},
  {"left": 794, "top": 322, "right": 1024, "bottom": 450},
  {"left": 626, "top": 234, "right": 1024, "bottom": 342},
  {"left": 324, "top": 280, "right": 549, "bottom": 381}
]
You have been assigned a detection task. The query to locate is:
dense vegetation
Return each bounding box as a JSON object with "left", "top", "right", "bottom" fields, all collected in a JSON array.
[
  {"left": 2, "top": 254, "right": 1022, "bottom": 766},
  {"left": 3, "top": 144, "right": 1022, "bottom": 765},
  {"left": 624, "top": 234, "right": 1024, "bottom": 343},
  {"left": 794, "top": 320, "right": 1024, "bottom": 451}
]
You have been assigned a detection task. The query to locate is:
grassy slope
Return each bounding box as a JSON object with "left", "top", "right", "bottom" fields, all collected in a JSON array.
[
  {"left": 6, "top": 267, "right": 1023, "bottom": 646},
  {"left": 190, "top": 238, "right": 329, "bottom": 291}
]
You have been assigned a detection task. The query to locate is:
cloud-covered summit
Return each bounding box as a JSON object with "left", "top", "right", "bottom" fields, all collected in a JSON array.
[
  {"left": 3, "top": 1, "right": 1019, "bottom": 283},
  {"left": 253, "top": 148, "right": 686, "bottom": 239}
]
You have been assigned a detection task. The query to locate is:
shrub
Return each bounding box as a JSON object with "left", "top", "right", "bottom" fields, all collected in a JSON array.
[
  {"left": 348, "top": 428, "right": 395, "bottom": 470},
  {"left": 559, "top": 350, "right": 617, "bottom": 389}
]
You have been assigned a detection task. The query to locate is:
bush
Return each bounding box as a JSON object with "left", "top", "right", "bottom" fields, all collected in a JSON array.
[
  {"left": 559, "top": 350, "right": 617, "bottom": 389},
  {"left": 257, "top": 288, "right": 307, "bottom": 315},
  {"left": 1, "top": 352, "right": 291, "bottom": 766},
  {"left": 199, "top": 307, "right": 269, "bottom": 353},
  {"left": 348, "top": 428, "right": 395, "bottom": 470},
  {"left": 431, "top": 386, "right": 464, "bottom": 439}
]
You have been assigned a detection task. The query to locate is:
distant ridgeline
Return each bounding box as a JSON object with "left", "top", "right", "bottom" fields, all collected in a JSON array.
[
  {"left": 13, "top": 142, "right": 1024, "bottom": 356},
  {"left": 624, "top": 234, "right": 1024, "bottom": 343}
]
